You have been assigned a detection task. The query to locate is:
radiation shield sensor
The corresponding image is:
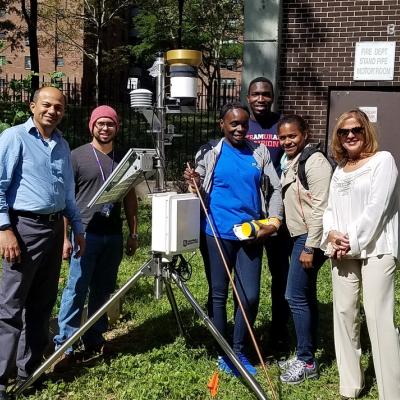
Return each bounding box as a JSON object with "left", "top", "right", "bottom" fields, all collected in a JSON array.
[
  {"left": 87, "top": 148, "right": 156, "bottom": 207},
  {"left": 151, "top": 192, "right": 200, "bottom": 255}
]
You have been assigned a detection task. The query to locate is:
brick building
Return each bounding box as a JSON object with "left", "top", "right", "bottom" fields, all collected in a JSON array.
[
  {"left": 0, "top": 1, "right": 242, "bottom": 105},
  {"left": 0, "top": 1, "right": 84, "bottom": 81},
  {"left": 244, "top": 0, "right": 400, "bottom": 149},
  {"left": 279, "top": 0, "right": 400, "bottom": 143}
]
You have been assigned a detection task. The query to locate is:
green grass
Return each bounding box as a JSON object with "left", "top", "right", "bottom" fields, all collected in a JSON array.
[{"left": 22, "top": 201, "right": 398, "bottom": 399}]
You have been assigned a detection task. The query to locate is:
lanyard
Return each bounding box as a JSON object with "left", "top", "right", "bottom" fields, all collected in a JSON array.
[{"left": 91, "top": 144, "right": 115, "bottom": 182}]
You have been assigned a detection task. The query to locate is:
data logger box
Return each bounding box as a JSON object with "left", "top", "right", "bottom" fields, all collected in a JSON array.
[{"left": 151, "top": 192, "right": 200, "bottom": 255}]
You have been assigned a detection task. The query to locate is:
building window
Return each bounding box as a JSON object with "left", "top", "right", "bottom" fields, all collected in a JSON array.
[
  {"left": 24, "top": 56, "right": 31, "bottom": 70},
  {"left": 0, "top": 32, "right": 6, "bottom": 39},
  {"left": 0, "top": 56, "right": 6, "bottom": 66},
  {"left": 0, "top": 8, "right": 6, "bottom": 17},
  {"left": 221, "top": 78, "right": 236, "bottom": 86},
  {"left": 56, "top": 57, "right": 64, "bottom": 67},
  {"left": 25, "top": 36, "right": 29, "bottom": 46}
]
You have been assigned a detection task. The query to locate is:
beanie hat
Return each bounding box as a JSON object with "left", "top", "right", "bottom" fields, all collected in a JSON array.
[{"left": 89, "top": 105, "right": 119, "bottom": 133}]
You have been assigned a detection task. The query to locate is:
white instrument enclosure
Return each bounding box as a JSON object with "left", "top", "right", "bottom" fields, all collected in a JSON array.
[{"left": 151, "top": 192, "right": 200, "bottom": 255}]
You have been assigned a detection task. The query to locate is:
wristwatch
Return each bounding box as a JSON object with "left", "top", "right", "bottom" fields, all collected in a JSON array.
[
  {"left": 303, "top": 246, "right": 314, "bottom": 254},
  {"left": 0, "top": 224, "right": 11, "bottom": 231},
  {"left": 130, "top": 233, "right": 138, "bottom": 240}
]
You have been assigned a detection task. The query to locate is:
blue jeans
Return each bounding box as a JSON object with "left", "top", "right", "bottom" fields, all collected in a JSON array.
[
  {"left": 54, "top": 232, "right": 123, "bottom": 353},
  {"left": 202, "top": 234, "right": 262, "bottom": 354},
  {"left": 285, "top": 234, "right": 325, "bottom": 363}
]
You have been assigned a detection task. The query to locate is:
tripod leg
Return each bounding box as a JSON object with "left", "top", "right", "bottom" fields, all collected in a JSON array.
[
  {"left": 164, "top": 279, "right": 185, "bottom": 337},
  {"left": 170, "top": 271, "right": 270, "bottom": 400},
  {"left": 13, "top": 259, "right": 154, "bottom": 398}
]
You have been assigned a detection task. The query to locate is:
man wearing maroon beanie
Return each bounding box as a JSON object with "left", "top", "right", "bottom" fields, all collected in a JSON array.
[{"left": 53, "top": 105, "right": 138, "bottom": 369}]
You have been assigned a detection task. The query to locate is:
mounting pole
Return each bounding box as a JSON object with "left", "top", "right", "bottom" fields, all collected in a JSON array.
[{"left": 154, "top": 52, "right": 166, "bottom": 192}]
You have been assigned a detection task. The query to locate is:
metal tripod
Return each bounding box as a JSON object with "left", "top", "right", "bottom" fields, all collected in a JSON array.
[{"left": 13, "top": 253, "right": 269, "bottom": 400}]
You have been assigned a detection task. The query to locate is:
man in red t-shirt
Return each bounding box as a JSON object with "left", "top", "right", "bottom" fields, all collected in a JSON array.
[{"left": 247, "top": 77, "right": 291, "bottom": 353}]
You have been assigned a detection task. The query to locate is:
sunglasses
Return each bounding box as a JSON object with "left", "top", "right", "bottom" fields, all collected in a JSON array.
[{"left": 337, "top": 126, "right": 364, "bottom": 137}]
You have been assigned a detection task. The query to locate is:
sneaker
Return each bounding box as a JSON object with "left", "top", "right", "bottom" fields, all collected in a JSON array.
[
  {"left": 81, "top": 342, "right": 114, "bottom": 361},
  {"left": 236, "top": 352, "right": 257, "bottom": 376},
  {"left": 280, "top": 359, "right": 319, "bottom": 384},
  {"left": 277, "top": 356, "right": 297, "bottom": 371},
  {"left": 15, "top": 374, "right": 47, "bottom": 390},
  {"left": 52, "top": 352, "right": 76, "bottom": 373},
  {"left": 217, "top": 356, "right": 239, "bottom": 377}
]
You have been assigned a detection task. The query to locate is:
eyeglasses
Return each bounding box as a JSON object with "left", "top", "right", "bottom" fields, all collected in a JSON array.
[
  {"left": 337, "top": 126, "right": 364, "bottom": 137},
  {"left": 95, "top": 121, "right": 117, "bottom": 129}
]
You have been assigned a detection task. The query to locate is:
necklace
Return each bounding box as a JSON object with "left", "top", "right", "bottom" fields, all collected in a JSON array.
[
  {"left": 346, "top": 153, "right": 367, "bottom": 165},
  {"left": 346, "top": 158, "right": 361, "bottom": 166}
]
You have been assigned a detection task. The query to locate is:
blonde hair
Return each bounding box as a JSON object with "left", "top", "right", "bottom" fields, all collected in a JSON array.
[{"left": 331, "top": 109, "right": 378, "bottom": 165}]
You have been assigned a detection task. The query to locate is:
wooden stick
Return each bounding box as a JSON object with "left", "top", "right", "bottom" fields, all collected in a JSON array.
[{"left": 186, "top": 163, "right": 278, "bottom": 400}]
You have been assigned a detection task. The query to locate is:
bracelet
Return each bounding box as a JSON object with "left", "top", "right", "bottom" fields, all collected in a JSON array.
[
  {"left": 0, "top": 224, "right": 11, "bottom": 231},
  {"left": 303, "top": 246, "right": 314, "bottom": 254},
  {"left": 267, "top": 217, "right": 281, "bottom": 230},
  {"left": 130, "top": 233, "right": 138, "bottom": 239}
]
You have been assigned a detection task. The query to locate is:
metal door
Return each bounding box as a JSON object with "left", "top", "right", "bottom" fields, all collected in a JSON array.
[{"left": 327, "top": 88, "right": 400, "bottom": 164}]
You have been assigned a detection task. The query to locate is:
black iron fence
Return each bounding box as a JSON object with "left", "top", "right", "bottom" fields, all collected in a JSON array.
[
  {"left": 0, "top": 74, "right": 241, "bottom": 178},
  {"left": 0, "top": 75, "right": 83, "bottom": 104},
  {"left": 60, "top": 104, "right": 222, "bottom": 179},
  {"left": 0, "top": 74, "right": 241, "bottom": 107}
]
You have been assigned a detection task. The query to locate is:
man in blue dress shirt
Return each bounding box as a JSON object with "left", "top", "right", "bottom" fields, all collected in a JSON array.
[{"left": 0, "top": 86, "right": 85, "bottom": 399}]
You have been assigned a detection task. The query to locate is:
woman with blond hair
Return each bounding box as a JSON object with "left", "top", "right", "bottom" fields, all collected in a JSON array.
[{"left": 321, "top": 109, "right": 400, "bottom": 400}]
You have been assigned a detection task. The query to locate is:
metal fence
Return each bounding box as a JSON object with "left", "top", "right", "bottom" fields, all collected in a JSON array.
[
  {"left": 0, "top": 75, "right": 241, "bottom": 178},
  {"left": 60, "top": 104, "right": 222, "bottom": 179},
  {"left": 0, "top": 75, "right": 83, "bottom": 104}
]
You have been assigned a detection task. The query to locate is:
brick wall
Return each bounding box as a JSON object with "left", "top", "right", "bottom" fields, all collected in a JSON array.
[
  {"left": 278, "top": 0, "right": 400, "bottom": 143},
  {"left": 0, "top": 2, "right": 84, "bottom": 81}
]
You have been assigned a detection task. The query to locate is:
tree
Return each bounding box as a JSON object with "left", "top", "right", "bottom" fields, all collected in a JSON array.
[
  {"left": 38, "top": 0, "right": 131, "bottom": 104},
  {"left": 21, "top": 0, "right": 39, "bottom": 93},
  {"left": 131, "top": 0, "right": 243, "bottom": 108},
  {"left": 0, "top": 1, "right": 31, "bottom": 73},
  {"left": 0, "top": 0, "right": 40, "bottom": 93}
]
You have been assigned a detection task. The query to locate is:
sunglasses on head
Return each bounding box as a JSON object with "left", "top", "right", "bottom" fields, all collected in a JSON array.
[{"left": 337, "top": 126, "right": 364, "bottom": 137}]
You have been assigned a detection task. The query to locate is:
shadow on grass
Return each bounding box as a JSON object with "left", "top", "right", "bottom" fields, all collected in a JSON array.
[
  {"left": 252, "top": 301, "right": 337, "bottom": 366},
  {"left": 46, "top": 284, "right": 377, "bottom": 398},
  {"left": 47, "top": 299, "right": 220, "bottom": 385}
]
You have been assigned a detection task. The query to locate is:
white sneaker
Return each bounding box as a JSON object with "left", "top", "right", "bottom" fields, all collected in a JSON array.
[{"left": 277, "top": 356, "right": 297, "bottom": 370}]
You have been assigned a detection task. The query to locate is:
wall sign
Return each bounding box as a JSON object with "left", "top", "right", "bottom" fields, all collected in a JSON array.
[
  {"left": 358, "top": 106, "right": 378, "bottom": 123},
  {"left": 354, "top": 41, "right": 396, "bottom": 81}
]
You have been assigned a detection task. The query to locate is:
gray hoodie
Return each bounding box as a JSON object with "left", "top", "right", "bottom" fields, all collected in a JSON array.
[{"left": 194, "top": 137, "right": 283, "bottom": 220}]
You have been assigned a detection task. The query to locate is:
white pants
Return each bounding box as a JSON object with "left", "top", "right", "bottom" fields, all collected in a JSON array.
[{"left": 331, "top": 255, "right": 400, "bottom": 400}]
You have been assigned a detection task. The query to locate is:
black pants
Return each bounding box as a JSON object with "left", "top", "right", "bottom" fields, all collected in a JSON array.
[
  {"left": 264, "top": 224, "right": 291, "bottom": 336},
  {"left": 0, "top": 215, "right": 63, "bottom": 390}
]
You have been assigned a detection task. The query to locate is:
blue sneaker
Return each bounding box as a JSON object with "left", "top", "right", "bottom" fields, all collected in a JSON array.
[
  {"left": 218, "top": 355, "right": 239, "bottom": 377},
  {"left": 236, "top": 352, "right": 257, "bottom": 376}
]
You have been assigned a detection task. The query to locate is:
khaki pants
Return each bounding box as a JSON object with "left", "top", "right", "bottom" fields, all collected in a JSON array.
[{"left": 331, "top": 255, "right": 400, "bottom": 400}]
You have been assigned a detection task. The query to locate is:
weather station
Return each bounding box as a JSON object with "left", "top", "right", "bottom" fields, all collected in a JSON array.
[{"left": 14, "top": 50, "right": 270, "bottom": 400}]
